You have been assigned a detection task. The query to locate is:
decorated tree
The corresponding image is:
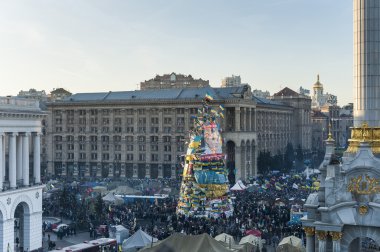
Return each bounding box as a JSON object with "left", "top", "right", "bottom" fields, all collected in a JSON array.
[{"left": 176, "top": 94, "right": 233, "bottom": 218}]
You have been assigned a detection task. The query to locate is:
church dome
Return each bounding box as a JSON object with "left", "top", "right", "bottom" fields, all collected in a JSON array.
[{"left": 313, "top": 74, "right": 323, "bottom": 89}]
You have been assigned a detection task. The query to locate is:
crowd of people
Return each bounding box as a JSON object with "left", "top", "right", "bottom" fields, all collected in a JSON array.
[{"left": 43, "top": 174, "right": 315, "bottom": 249}]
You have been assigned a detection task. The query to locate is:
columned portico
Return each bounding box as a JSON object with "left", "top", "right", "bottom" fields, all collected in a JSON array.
[
  {"left": 304, "top": 227, "right": 315, "bottom": 252},
  {"left": 330, "top": 231, "right": 342, "bottom": 252},
  {"left": 0, "top": 96, "right": 45, "bottom": 252}
]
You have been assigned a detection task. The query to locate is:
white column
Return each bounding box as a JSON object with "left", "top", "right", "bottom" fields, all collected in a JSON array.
[
  {"left": 22, "top": 133, "right": 30, "bottom": 186},
  {"left": 33, "top": 133, "right": 41, "bottom": 184},
  {"left": 2, "top": 135, "right": 5, "bottom": 183},
  {"left": 235, "top": 145, "right": 241, "bottom": 181},
  {"left": 9, "top": 132, "right": 17, "bottom": 189},
  {"left": 17, "top": 134, "right": 23, "bottom": 181},
  {"left": 0, "top": 133, "right": 3, "bottom": 190}
]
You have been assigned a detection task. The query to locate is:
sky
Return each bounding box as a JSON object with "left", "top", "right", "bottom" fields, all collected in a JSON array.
[{"left": 0, "top": 0, "right": 353, "bottom": 105}]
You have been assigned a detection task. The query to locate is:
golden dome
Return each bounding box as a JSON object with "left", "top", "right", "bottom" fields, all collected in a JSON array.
[{"left": 313, "top": 74, "right": 323, "bottom": 89}]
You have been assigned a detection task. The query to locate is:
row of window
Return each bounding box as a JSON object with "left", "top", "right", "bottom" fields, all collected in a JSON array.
[
  {"left": 56, "top": 152, "right": 172, "bottom": 161},
  {"left": 54, "top": 135, "right": 184, "bottom": 143},
  {"left": 56, "top": 143, "right": 181, "bottom": 152}
]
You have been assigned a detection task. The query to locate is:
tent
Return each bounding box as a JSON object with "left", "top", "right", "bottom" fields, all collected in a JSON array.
[
  {"left": 93, "top": 186, "right": 108, "bottom": 194},
  {"left": 140, "top": 233, "right": 231, "bottom": 252},
  {"left": 110, "top": 225, "right": 129, "bottom": 244},
  {"left": 230, "top": 180, "right": 247, "bottom": 191},
  {"left": 239, "top": 234, "right": 262, "bottom": 247},
  {"left": 245, "top": 229, "right": 261, "bottom": 237},
  {"left": 276, "top": 235, "right": 305, "bottom": 252},
  {"left": 122, "top": 229, "right": 157, "bottom": 252},
  {"left": 103, "top": 192, "right": 124, "bottom": 205},
  {"left": 112, "top": 185, "right": 142, "bottom": 195},
  {"left": 214, "top": 233, "right": 235, "bottom": 244}
]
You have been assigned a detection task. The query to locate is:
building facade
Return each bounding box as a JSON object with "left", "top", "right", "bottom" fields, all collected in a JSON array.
[
  {"left": 140, "top": 73, "right": 209, "bottom": 90},
  {"left": 254, "top": 96, "right": 294, "bottom": 155},
  {"left": 0, "top": 96, "right": 45, "bottom": 251},
  {"left": 46, "top": 85, "right": 257, "bottom": 181},
  {"left": 270, "top": 87, "right": 313, "bottom": 154}
]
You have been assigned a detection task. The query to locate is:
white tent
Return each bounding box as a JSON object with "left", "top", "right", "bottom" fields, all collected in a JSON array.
[
  {"left": 230, "top": 180, "right": 247, "bottom": 191},
  {"left": 122, "top": 229, "right": 158, "bottom": 252},
  {"left": 276, "top": 235, "right": 305, "bottom": 252},
  {"left": 239, "top": 234, "right": 262, "bottom": 247},
  {"left": 214, "top": 233, "right": 235, "bottom": 244},
  {"left": 103, "top": 192, "right": 124, "bottom": 205}
]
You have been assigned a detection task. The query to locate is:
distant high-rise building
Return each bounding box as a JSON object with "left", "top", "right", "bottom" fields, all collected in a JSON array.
[
  {"left": 221, "top": 75, "right": 242, "bottom": 87},
  {"left": 140, "top": 73, "right": 209, "bottom": 90},
  {"left": 252, "top": 89, "right": 270, "bottom": 99},
  {"left": 17, "top": 88, "right": 48, "bottom": 101},
  {"left": 298, "top": 86, "right": 310, "bottom": 96}
]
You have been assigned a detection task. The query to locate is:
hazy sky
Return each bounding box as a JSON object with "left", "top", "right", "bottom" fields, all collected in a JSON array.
[{"left": 0, "top": 0, "right": 353, "bottom": 105}]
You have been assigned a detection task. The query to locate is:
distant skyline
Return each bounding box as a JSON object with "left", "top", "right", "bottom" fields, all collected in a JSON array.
[{"left": 0, "top": 0, "right": 352, "bottom": 105}]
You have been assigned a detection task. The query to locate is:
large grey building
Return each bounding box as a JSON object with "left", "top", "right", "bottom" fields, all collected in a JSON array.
[
  {"left": 140, "top": 73, "right": 209, "bottom": 90},
  {"left": 46, "top": 85, "right": 257, "bottom": 181}
]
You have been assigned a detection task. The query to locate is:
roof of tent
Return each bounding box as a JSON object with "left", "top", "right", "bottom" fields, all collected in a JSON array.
[
  {"left": 122, "top": 229, "right": 158, "bottom": 250},
  {"left": 140, "top": 233, "right": 231, "bottom": 252},
  {"left": 230, "top": 180, "right": 247, "bottom": 191}
]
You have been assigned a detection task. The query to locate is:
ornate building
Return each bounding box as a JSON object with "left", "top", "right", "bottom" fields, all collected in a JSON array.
[
  {"left": 140, "top": 73, "right": 209, "bottom": 90},
  {"left": 302, "top": 1, "right": 380, "bottom": 251},
  {"left": 0, "top": 96, "right": 45, "bottom": 251},
  {"left": 46, "top": 85, "right": 256, "bottom": 181}
]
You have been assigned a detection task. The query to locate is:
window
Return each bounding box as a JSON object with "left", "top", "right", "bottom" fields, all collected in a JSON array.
[
  {"left": 78, "top": 136, "right": 86, "bottom": 142},
  {"left": 164, "top": 145, "right": 171, "bottom": 152},
  {"left": 126, "top": 127, "right": 134, "bottom": 133},
  {"left": 102, "top": 153, "right": 109, "bottom": 160},
  {"left": 127, "top": 145, "right": 134, "bottom": 151},
  {"left": 68, "top": 153, "right": 74, "bottom": 160},
  {"left": 163, "top": 136, "right": 171, "bottom": 142},
  {"left": 54, "top": 136, "right": 62, "bottom": 142},
  {"left": 90, "top": 118, "right": 98, "bottom": 124},
  {"left": 150, "top": 127, "right": 159, "bottom": 133},
  {"left": 138, "top": 109, "right": 145, "bottom": 115},
  {"left": 101, "top": 136, "right": 109, "bottom": 142},
  {"left": 126, "top": 136, "right": 133, "bottom": 143},
  {"left": 125, "top": 109, "right": 133, "bottom": 115},
  {"left": 164, "top": 117, "right": 172, "bottom": 124},
  {"left": 113, "top": 135, "right": 122, "bottom": 142},
  {"left": 150, "top": 136, "right": 158, "bottom": 143},
  {"left": 151, "top": 145, "right": 158, "bottom": 151},
  {"left": 139, "top": 154, "right": 146, "bottom": 161},
  {"left": 126, "top": 118, "right": 134, "bottom": 125},
  {"left": 67, "top": 110, "right": 74, "bottom": 116},
  {"left": 55, "top": 152, "right": 62, "bottom": 159},
  {"left": 176, "top": 108, "right": 184, "bottom": 114},
  {"left": 79, "top": 153, "right": 86, "bottom": 159},
  {"left": 151, "top": 117, "right": 159, "bottom": 124},
  {"left": 67, "top": 135, "right": 74, "bottom": 142},
  {"left": 102, "top": 144, "right": 109, "bottom": 151},
  {"left": 91, "top": 153, "right": 97, "bottom": 160},
  {"left": 139, "top": 145, "right": 146, "bottom": 151},
  {"left": 67, "top": 127, "right": 74, "bottom": 133},
  {"left": 114, "top": 109, "right": 121, "bottom": 115},
  {"left": 67, "top": 144, "right": 74, "bottom": 150},
  {"left": 91, "top": 127, "right": 98, "bottom": 133},
  {"left": 90, "top": 109, "right": 98, "bottom": 116},
  {"left": 79, "top": 127, "right": 86, "bottom": 133},
  {"left": 55, "top": 118, "right": 62, "bottom": 124},
  {"left": 55, "top": 144, "right": 62, "bottom": 150},
  {"left": 114, "top": 144, "right": 121, "bottom": 151},
  {"left": 114, "top": 118, "right": 122, "bottom": 125},
  {"left": 163, "top": 127, "right": 171, "bottom": 133},
  {"left": 79, "top": 144, "right": 86, "bottom": 150},
  {"left": 126, "top": 154, "right": 134, "bottom": 161},
  {"left": 138, "top": 136, "right": 145, "bottom": 143},
  {"left": 79, "top": 118, "right": 86, "bottom": 125},
  {"left": 151, "top": 154, "right": 158, "bottom": 161},
  {"left": 114, "top": 153, "right": 121, "bottom": 160},
  {"left": 55, "top": 127, "right": 62, "bottom": 132},
  {"left": 102, "top": 118, "right": 109, "bottom": 125},
  {"left": 79, "top": 110, "right": 86, "bottom": 116},
  {"left": 164, "top": 154, "right": 171, "bottom": 162},
  {"left": 176, "top": 117, "right": 185, "bottom": 126},
  {"left": 91, "top": 144, "right": 97, "bottom": 151},
  {"left": 102, "top": 109, "right": 110, "bottom": 115},
  {"left": 90, "top": 136, "right": 98, "bottom": 142},
  {"left": 138, "top": 127, "right": 146, "bottom": 133},
  {"left": 138, "top": 117, "right": 146, "bottom": 125}
]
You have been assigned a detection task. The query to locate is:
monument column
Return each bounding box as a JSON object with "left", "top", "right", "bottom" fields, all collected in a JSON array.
[
  {"left": 235, "top": 107, "right": 240, "bottom": 132},
  {"left": 316, "top": 230, "right": 327, "bottom": 252},
  {"left": 22, "top": 133, "right": 30, "bottom": 186},
  {"left": 330, "top": 232, "right": 343, "bottom": 252},
  {"left": 235, "top": 145, "right": 242, "bottom": 180},
  {"left": 16, "top": 134, "right": 23, "bottom": 182},
  {"left": 33, "top": 133, "right": 41, "bottom": 184},
  {"left": 9, "top": 132, "right": 17, "bottom": 189},
  {"left": 304, "top": 227, "right": 315, "bottom": 252}
]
